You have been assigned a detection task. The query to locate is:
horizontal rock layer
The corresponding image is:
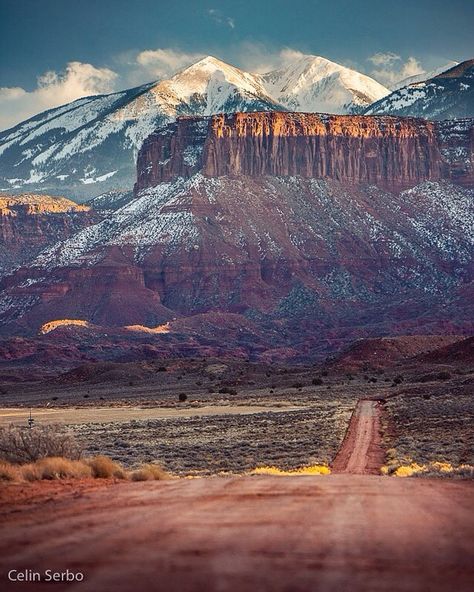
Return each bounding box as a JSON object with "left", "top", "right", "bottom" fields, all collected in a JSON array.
[
  {"left": 135, "top": 112, "right": 473, "bottom": 193},
  {"left": 0, "top": 194, "right": 94, "bottom": 277}
]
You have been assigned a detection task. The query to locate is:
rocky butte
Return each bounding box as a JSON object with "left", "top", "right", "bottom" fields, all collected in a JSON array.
[
  {"left": 0, "top": 194, "right": 94, "bottom": 277},
  {"left": 135, "top": 112, "right": 473, "bottom": 193},
  {"left": 0, "top": 112, "right": 472, "bottom": 360}
]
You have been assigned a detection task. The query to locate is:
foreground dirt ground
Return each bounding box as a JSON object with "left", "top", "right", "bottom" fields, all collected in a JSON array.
[{"left": 1, "top": 475, "right": 473, "bottom": 592}]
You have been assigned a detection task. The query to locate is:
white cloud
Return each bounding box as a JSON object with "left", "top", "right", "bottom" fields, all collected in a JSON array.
[
  {"left": 278, "top": 48, "right": 307, "bottom": 65},
  {"left": 234, "top": 44, "right": 309, "bottom": 74},
  {"left": 368, "top": 52, "right": 401, "bottom": 67},
  {"left": 0, "top": 61, "right": 117, "bottom": 130},
  {"left": 368, "top": 53, "right": 424, "bottom": 87},
  {"left": 207, "top": 8, "right": 235, "bottom": 29},
  {"left": 135, "top": 48, "right": 204, "bottom": 79}
]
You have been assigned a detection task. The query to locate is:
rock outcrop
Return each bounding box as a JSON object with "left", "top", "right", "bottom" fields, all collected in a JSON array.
[
  {"left": 0, "top": 194, "right": 94, "bottom": 276},
  {"left": 135, "top": 112, "right": 474, "bottom": 193}
]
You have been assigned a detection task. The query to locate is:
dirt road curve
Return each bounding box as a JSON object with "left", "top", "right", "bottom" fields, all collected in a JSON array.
[
  {"left": 1, "top": 475, "right": 473, "bottom": 592},
  {"left": 332, "top": 399, "right": 384, "bottom": 474}
]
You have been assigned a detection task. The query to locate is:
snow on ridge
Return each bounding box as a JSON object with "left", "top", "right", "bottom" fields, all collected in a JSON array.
[
  {"left": 261, "top": 55, "right": 390, "bottom": 113},
  {"left": 32, "top": 176, "right": 204, "bottom": 269}
]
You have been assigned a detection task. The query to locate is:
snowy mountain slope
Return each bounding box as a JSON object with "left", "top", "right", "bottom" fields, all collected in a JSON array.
[
  {"left": 1, "top": 175, "right": 472, "bottom": 335},
  {"left": 0, "top": 57, "right": 280, "bottom": 201},
  {"left": 261, "top": 55, "right": 389, "bottom": 114},
  {"left": 391, "top": 61, "right": 458, "bottom": 91},
  {"left": 365, "top": 59, "right": 474, "bottom": 120}
]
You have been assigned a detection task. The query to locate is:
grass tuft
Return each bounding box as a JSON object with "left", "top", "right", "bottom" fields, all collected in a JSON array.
[
  {"left": 86, "top": 455, "right": 127, "bottom": 479},
  {"left": 21, "top": 457, "right": 92, "bottom": 481},
  {"left": 129, "top": 463, "right": 169, "bottom": 482},
  {"left": 0, "top": 461, "right": 18, "bottom": 481},
  {"left": 250, "top": 464, "right": 330, "bottom": 476}
]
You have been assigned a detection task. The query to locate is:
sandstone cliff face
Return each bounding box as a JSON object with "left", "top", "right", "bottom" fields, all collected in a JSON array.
[
  {"left": 0, "top": 194, "right": 94, "bottom": 277},
  {"left": 135, "top": 112, "right": 473, "bottom": 193}
]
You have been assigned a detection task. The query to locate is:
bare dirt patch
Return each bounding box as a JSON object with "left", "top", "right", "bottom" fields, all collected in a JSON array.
[{"left": 0, "top": 403, "right": 303, "bottom": 427}]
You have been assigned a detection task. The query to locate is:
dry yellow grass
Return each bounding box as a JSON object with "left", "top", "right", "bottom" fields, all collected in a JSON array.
[
  {"left": 250, "top": 464, "right": 331, "bottom": 476},
  {"left": 21, "top": 457, "right": 92, "bottom": 481},
  {"left": 381, "top": 459, "right": 474, "bottom": 478},
  {"left": 129, "top": 463, "right": 169, "bottom": 481},
  {"left": 87, "top": 455, "right": 127, "bottom": 479},
  {"left": 0, "top": 455, "right": 173, "bottom": 482},
  {"left": 0, "top": 461, "right": 18, "bottom": 481}
]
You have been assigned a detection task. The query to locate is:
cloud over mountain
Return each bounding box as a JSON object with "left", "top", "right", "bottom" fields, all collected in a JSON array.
[{"left": 0, "top": 62, "right": 117, "bottom": 130}]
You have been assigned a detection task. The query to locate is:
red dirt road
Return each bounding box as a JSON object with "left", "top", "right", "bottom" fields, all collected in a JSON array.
[
  {"left": 1, "top": 475, "right": 473, "bottom": 592},
  {"left": 1, "top": 399, "right": 473, "bottom": 591},
  {"left": 332, "top": 399, "right": 384, "bottom": 474}
]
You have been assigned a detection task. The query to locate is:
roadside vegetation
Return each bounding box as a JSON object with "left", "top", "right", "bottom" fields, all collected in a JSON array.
[
  {"left": 0, "top": 424, "right": 169, "bottom": 482},
  {"left": 250, "top": 464, "right": 330, "bottom": 476},
  {"left": 70, "top": 401, "right": 354, "bottom": 476},
  {"left": 380, "top": 389, "right": 474, "bottom": 478}
]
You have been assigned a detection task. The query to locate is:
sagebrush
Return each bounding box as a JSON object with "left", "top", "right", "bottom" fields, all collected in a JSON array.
[{"left": 0, "top": 424, "right": 82, "bottom": 464}]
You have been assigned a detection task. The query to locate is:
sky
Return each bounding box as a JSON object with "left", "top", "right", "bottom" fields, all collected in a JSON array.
[{"left": 0, "top": 0, "right": 473, "bottom": 129}]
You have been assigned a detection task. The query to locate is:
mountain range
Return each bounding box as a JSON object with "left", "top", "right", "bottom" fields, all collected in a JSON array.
[
  {"left": 366, "top": 60, "right": 474, "bottom": 119},
  {"left": 4, "top": 54, "right": 472, "bottom": 201}
]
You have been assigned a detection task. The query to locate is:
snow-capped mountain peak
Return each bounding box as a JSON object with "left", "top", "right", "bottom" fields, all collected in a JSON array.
[
  {"left": 261, "top": 54, "right": 390, "bottom": 113},
  {"left": 160, "top": 55, "right": 277, "bottom": 114}
]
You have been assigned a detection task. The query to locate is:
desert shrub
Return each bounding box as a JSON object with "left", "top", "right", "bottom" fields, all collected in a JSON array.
[
  {"left": 0, "top": 461, "right": 17, "bottom": 481},
  {"left": 312, "top": 378, "right": 323, "bottom": 386},
  {"left": 130, "top": 463, "right": 169, "bottom": 481},
  {"left": 178, "top": 393, "right": 188, "bottom": 402},
  {"left": 22, "top": 457, "right": 92, "bottom": 481},
  {"left": 292, "top": 382, "right": 304, "bottom": 389},
  {"left": 382, "top": 460, "right": 474, "bottom": 479},
  {"left": 418, "top": 371, "right": 451, "bottom": 383},
  {"left": 0, "top": 424, "right": 82, "bottom": 464},
  {"left": 87, "top": 455, "right": 126, "bottom": 479},
  {"left": 218, "top": 387, "right": 237, "bottom": 395},
  {"left": 436, "top": 371, "right": 451, "bottom": 380}
]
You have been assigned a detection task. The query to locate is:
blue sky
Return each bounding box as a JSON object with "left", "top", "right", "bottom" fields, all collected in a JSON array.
[{"left": 1, "top": 0, "right": 473, "bottom": 129}]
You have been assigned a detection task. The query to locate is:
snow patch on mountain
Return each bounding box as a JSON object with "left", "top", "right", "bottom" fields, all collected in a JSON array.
[
  {"left": 365, "top": 59, "right": 474, "bottom": 120},
  {"left": 392, "top": 61, "right": 459, "bottom": 90}
]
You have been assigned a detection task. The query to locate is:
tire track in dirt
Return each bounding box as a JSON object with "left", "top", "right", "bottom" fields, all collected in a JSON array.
[{"left": 331, "top": 399, "right": 384, "bottom": 474}]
